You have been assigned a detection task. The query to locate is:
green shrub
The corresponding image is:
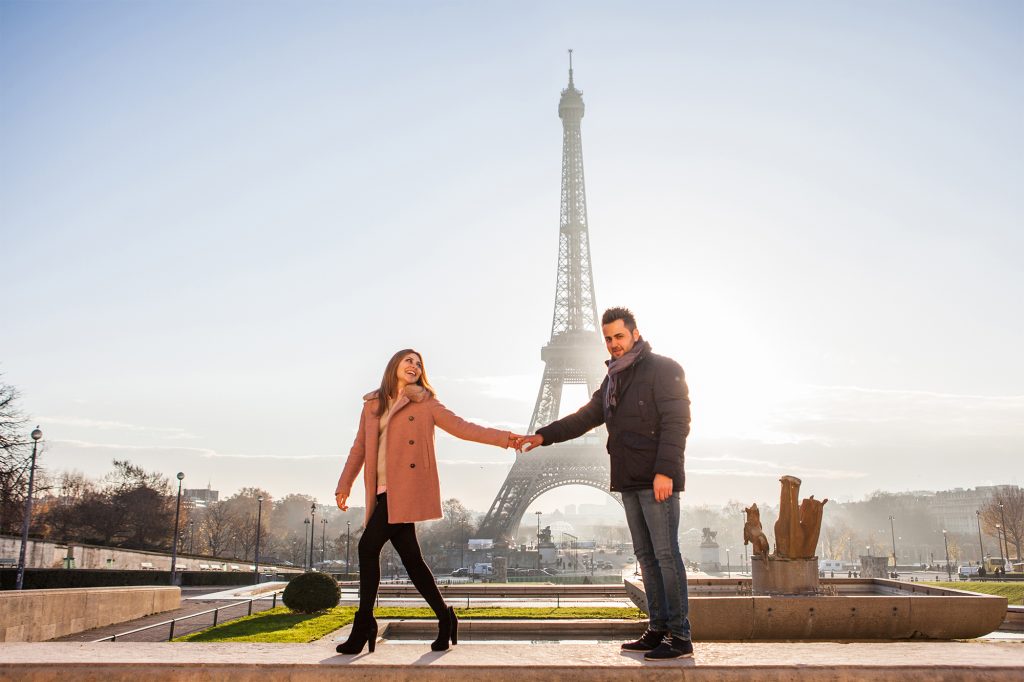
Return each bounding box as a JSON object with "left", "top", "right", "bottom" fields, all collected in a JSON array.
[{"left": 282, "top": 571, "right": 340, "bottom": 613}]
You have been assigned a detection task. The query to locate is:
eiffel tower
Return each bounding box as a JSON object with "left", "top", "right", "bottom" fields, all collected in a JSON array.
[{"left": 476, "top": 53, "right": 617, "bottom": 544}]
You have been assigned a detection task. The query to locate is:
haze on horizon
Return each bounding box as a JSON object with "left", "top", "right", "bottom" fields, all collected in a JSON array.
[{"left": 2, "top": 1, "right": 1021, "bottom": 514}]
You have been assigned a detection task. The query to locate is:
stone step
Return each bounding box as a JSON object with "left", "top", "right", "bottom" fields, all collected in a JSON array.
[{"left": 1, "top": 641, "right": 1022, "bottom": 681}]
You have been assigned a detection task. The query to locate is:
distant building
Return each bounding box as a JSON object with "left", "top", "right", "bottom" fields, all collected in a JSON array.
[
  {"left": 928, "top": 485, "right": 1018, "bottom": 535},
  {"left": 184, "top": 485, "right": 219, "bottom": 507}
]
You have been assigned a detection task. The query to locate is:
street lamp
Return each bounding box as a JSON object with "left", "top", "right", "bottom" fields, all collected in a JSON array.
[
  {"left": 321, "top": 518, "right": 328, "bottom": 564},
  {"left": 996, "top": 524, "right": 1005, "bottom": 570},
  {"left": 346, "top": 520, "right": 352, "bottom": 580},
  {"left": 942, "top": 530, "right": 951, "bottom": 581},
  {"left": 189, "top": 520, "right": 195, "bottom": 555},
  {"left": 741, "top": 510, "right": 748, "bottom": 572},
  {"left": 998, "top": 503, "right": 1010, "bottom": 563},
  {"left": 170, "top": 472, "right": 185, "bottom": 585},
  {"left": 253, "top": 496, "right": 264, "bottom": 584},
  {"left": 303, "top": 519, "right": 310, "bottom": 570},
  {"left": 309, "top": 503, "right": 317, "bottom": 570},
  {"left": 15, "top": 427, "right": 43, "bottom": 591},
  {"left": 888, "top": 515, "right": 898, "bottom": 573},
  {"left": 535, "top": 511, "right": 542, "bottom": 546},
  {"left": 726, "top": 548, "right": 731, "bottom": 578},
  {"left": 976, "top": 510, "right": 985, "bottom": 565}
]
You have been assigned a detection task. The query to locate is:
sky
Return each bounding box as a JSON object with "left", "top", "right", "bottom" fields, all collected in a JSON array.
[{"left": 2, "top": 1, "right": 1022, "bottom": 516}]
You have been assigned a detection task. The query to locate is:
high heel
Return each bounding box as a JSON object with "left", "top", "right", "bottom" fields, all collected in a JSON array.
[
  {"left": 431, "top": 606, "right": 457, "bottom": 651},
  {"left": 336, "top": 609, "right": 378, "bottom": 654}
]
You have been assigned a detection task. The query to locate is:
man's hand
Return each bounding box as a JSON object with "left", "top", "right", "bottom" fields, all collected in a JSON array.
[
  {"left": 653, "top": 473, "right": 673, "bottom": 502},
  {"left": 517, "top": 434, "right": 544, "bottom": 453},
  {"left": 507, "top": 433, "right": 527, "bottom": 450},
  {"left": 335, "top": 492, "right": 349, "bottom": 511}
]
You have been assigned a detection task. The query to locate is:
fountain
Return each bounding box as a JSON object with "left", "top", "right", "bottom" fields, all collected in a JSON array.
[{"left": 622, "top": 475, "right": 1008, "bottom": 640}]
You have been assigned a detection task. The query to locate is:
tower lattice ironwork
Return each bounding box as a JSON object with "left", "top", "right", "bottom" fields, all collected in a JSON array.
[{"left": 476, "top": 54, "right": 617, "bottom": 544}]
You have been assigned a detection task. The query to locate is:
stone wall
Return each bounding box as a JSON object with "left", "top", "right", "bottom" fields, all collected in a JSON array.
[
  {"left": 0, "top": 534, "right": 294, "bottom": 572},
  {"left": 0, "top": 586, "right": 180, "bottom": 642}
]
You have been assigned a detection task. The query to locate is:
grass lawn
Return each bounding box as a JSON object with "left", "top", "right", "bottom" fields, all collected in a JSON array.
[
  {"left": 176, "top": 605, "right": 644, "bottom": 643},
  {"left": 923, "top": 581, "right": 1024, "bottom": 605}
]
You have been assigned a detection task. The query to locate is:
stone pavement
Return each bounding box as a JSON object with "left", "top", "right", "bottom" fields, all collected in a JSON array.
[{"left": 0, "top": 640, "right": 1022, "bottom": 681}]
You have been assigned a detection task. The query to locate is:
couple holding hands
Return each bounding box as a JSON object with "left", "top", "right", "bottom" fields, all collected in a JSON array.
[{"left": 334, "top": 307, "right": 694, "bottom": 660}]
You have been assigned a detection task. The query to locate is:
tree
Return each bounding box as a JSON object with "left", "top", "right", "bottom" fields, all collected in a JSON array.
[
  {"left": 220, "top": 488, "right": 272, "bottom": 560},
  {"left": 39, "top": 470, "right": 95, "bottom": 540},
  {"left": 0, "top": 377, "right": 30, "bottom": 534},
  {"left": 981, "top": 487, "right": 1024, "bottom": 561},
  {"left": 201, "top": 501, "right": 235, "bottom": 557},
  {"left": 103, "top": 460, "right": 175, "bottom": 550}
]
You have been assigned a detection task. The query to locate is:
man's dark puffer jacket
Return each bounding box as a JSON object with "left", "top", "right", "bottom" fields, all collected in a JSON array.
[{"left": 536, "top": 342, "right": 690, "bottom": 492}]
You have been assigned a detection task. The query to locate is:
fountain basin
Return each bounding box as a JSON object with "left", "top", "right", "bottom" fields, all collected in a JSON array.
[{"left": 624, "top": 578, "right": 1008, "bottom": 640}]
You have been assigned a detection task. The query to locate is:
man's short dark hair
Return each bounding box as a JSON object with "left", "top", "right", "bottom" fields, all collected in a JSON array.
[{"left": 602, "top": 307, "right": 637, "bottom": 332}]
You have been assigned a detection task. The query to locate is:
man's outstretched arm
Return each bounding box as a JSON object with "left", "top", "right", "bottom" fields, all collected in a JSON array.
[{"left": 521, "top": 381, "right": 605, "bottom": 451}]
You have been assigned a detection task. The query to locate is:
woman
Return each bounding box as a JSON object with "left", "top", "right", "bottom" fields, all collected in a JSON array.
[{"left": 334, "top": 348, "right": 521, "bottom": 654}]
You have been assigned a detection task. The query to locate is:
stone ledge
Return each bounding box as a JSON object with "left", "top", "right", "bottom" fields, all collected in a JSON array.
[
  {"left": 0, "top": 587, "right": 180, "bottom": 642},
  {"left": 0, "top": 642, "right": 1021, "bottom": 682}
]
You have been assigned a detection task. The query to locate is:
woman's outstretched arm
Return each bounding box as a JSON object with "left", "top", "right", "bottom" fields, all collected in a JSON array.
[{"left": 429, "top": 399, "right": 518, "bottom": 448}]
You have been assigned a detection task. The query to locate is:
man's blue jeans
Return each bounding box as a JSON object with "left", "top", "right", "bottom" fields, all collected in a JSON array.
[{"left": 621, "top": 489, "right": 692, "bottom": 641}]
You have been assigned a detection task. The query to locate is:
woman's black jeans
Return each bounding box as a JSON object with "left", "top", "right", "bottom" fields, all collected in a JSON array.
[{"left": 357, "top": 493, "right": 447, "bottom": 617}]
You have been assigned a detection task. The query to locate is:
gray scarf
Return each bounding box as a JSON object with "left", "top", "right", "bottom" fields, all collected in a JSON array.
[{"left": 604, "top": 338, "right": 650, "bottom": 422}]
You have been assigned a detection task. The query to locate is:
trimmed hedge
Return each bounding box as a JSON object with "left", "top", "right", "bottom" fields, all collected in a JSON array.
[
  {"left": 0, "top": 568, "right": 297, "bottom": 590},
  {"left": 282, "top": 572, "right": 340, "bottom": 613}
]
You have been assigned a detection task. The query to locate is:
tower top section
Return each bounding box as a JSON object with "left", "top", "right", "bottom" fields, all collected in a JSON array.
[{"left": 559, "top": 49, "right": 584, "bottom": 120}]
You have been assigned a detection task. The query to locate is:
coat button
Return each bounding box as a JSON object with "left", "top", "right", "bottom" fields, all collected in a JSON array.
[
  {"left": 409, "top": 463, "right": 416, "bottom": 468},
  {"left": 639, "top": 400, "right": 645, "bottom": 406},
  {"left": 408, "top": 416, "right": 415, "bottom": 421},
  {"left": 408, "top": 439, "right": 415, "bottom": 445}
]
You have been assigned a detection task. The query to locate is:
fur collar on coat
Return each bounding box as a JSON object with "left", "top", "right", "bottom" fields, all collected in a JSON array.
[{"left": 361, "top": 384, "right": 431, "bottom": 403}]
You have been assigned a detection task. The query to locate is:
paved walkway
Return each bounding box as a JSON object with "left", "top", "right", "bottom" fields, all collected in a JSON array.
[{"left": 2, "top": 640, "right": 1022, "bottom": 681}]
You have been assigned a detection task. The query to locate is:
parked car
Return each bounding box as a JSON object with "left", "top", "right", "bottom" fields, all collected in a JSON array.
[{"left": 450, "top": 567, "right": 470, "bottom": 577}]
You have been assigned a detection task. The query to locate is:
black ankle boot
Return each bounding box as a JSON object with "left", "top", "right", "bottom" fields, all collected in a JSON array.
[
  {"left": 336, "top": 609, "right": 378, "bottom": 654},
  {"left": 431, "top": 606, "right": 458, "bottom": 651}
]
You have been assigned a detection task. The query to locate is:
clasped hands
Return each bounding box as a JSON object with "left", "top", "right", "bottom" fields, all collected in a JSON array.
[{"left": 508, "top": 433, "right": 543, "bottom": 453}]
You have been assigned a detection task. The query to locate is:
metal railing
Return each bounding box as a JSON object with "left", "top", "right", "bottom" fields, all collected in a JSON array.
[{"left": 95, "top": 588, "right": 286, "bottom": 642}]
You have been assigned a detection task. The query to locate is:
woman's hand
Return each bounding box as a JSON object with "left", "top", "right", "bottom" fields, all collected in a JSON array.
[
  {"left": 335, "top": 492, "right": 349, "bottom": 511},
  {"left": 507, "top": 433, "right": 527, "bottom": 450}
]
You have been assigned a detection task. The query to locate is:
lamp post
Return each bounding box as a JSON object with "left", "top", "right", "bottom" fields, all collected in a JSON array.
[
  {"left": 321, "top": 518, "right": 328, "bottom": 563},
  {"left": 308, "top": 502, "right": 317, "bottom": 570},
  {"left": 189, "top": 520, "right": 195, "bottom": 555},
  {"left": 15, "top": 427, "right": 43, "bottom": 591},
  {"left": 888, "top": 515, "right": 898, "bottom": 573},
  {"left": 346, "top": 521, "right": 352, "bottom": 580},
  {"left": 303, "top": 519, "right": 310, "bottom": 570},
  {"left": 976, "top": 510, "right": 985, "bottom": 565},
  {"left": 535, "top": 511, "right": 542, "bottom": 546},
  {"left": 253, "top": 496, "right": 264, "bottom": 584},
  {"left": 996, "top": 524, "right": 1005, "bottom": 570},
  {"left": 742, "top": 511, "right": 748, "bottom": 572},
  {"left": 170, "top": 472, "right": 185, "bottom": 585},
  {"left": 998, "top": 503, "right": 1010, "bottom": 563},
  {"left": 726, "top": 548, "right": 731, "bottom": 578},
  {"left": 943, "top": 530, "right": 951, "bottom": 581}
]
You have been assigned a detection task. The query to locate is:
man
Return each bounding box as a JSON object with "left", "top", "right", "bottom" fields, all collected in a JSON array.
[{"left": 517, "top": 307, "right": 693, "bottom": 660}]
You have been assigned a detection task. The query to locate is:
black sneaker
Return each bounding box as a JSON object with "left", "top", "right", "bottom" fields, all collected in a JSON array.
[
  {"left": 621, "top": 628, "right": 668, "bottom": 652},
  {"left": 644, "top": 635, "right": 694, "bottom": 660}
]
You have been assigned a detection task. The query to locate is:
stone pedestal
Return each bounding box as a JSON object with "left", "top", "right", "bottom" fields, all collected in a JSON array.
[
  {"left": 493, "top": 556, "right": 508, "bottom": 582},
  {"left": 700, "top": 544, "right": 721, "bottom": 572},
  {"left": 860, "top": 555, "right": 889, "bottom": 579},
  {"left": 751, "top": 556, "right": 819, "bottom": 595}
]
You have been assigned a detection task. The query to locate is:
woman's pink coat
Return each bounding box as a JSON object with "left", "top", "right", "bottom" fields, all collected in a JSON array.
[{"left": 335, "top": 384, "right": 512, "bottom": 526}]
